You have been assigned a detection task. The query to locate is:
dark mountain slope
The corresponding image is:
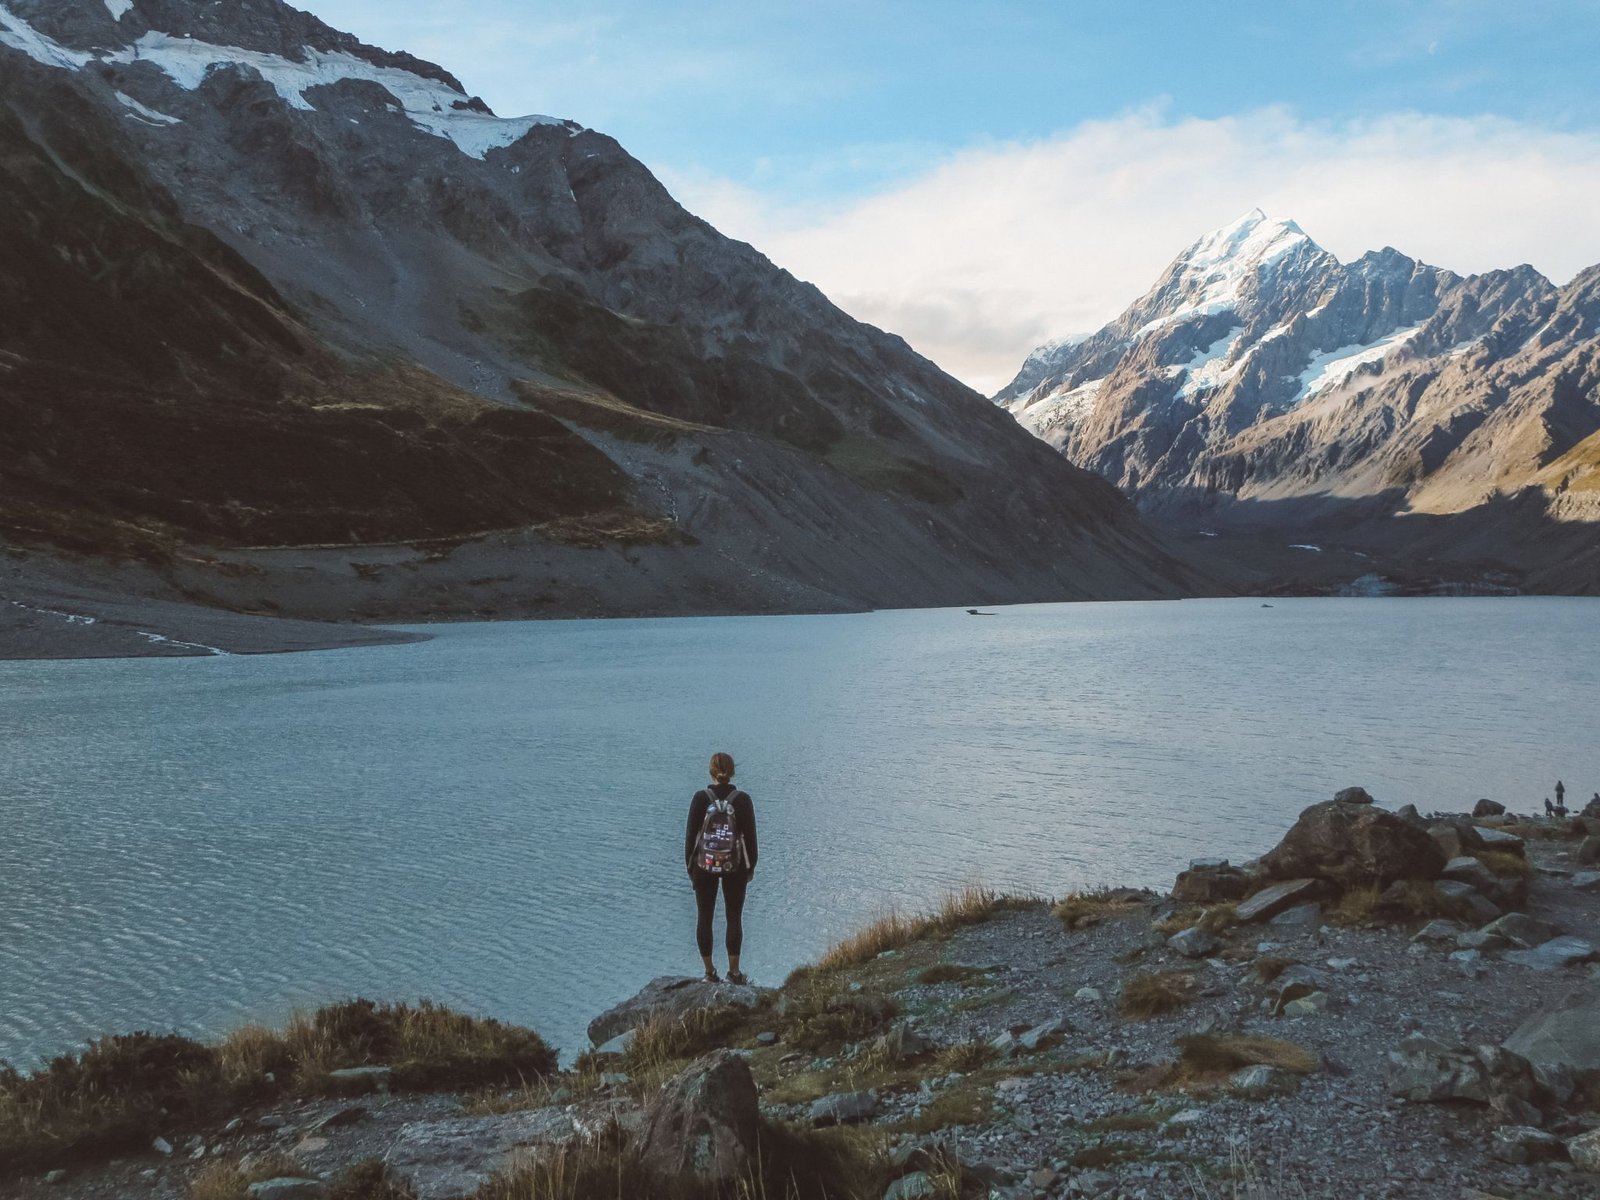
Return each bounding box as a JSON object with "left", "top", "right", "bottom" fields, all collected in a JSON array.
[{"left": 0, "top": 0, "right": 1196, "bottom": 621}]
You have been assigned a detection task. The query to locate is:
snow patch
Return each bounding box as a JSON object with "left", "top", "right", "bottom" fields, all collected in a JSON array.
[
  {"left": 1176, "top": 327, "right": 1246, "bottom": 398},
  {"left": 115, "top": 90, "right": 181, "bottom": 125},
  {"left": 1289, "top": 544, "right": 1323, "bottom": 552},
  {"left": 1292, "top": 324, "right": 1424, "bottom": 403},
  {"left": 104, "top": 0, "right": 133, "bottom": 20},
  {"left": 1007, "top": 378, "right": 1104, "bottom": 447},
  {"left": 105, "top": 33, "right": 572, "bottom": 158},
  {"left": 0, "top": 4, "right": 94, "bottom": 69}
]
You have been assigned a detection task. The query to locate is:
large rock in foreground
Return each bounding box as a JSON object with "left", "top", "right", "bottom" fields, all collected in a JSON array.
[
  {"left": 638, "top": 1051, "right": 760, "bottom": 1185},
  {"left": 1260, "top": 801, "right": 1447, "bottom": 888},
  {"left": 1503, "top": 990, "right": 1600, "bottom": 1082},
  {"left": 587, "top": 976, "right": 770, "bottom": 1046}
]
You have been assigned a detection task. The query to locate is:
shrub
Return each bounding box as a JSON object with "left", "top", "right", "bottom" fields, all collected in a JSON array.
[
  {"left": 1476, "top": 851, "right": 1532, "bottom": 878},
  {"left": 1117, "top": 972, "right": 1192, "bottom": 1020},
  {"left": 329, "top": 1160, "right": 419, "bottom": 1200},
  {"left": 935, "top": 1041, "right": 997, "bottom": 1073}
]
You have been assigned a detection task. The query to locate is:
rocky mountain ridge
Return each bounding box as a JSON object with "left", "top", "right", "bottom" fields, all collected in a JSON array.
[
  {"left": 997, "top": 210, "right": 1600, "bottom": 593},
  {"left": 0, "top": 0, "right": 1194, "bottom": 639}
]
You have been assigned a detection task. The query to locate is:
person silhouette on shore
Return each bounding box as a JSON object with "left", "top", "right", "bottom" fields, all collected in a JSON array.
[
  {"left": 1546, "top": 797, "right": 1556, "bottom": 817},
  {"left": 686, "top": 752, "right": 758, "bottom": 984},
  {"left": 1556, "top": 779, "right": 1565, "bottom": 808}
]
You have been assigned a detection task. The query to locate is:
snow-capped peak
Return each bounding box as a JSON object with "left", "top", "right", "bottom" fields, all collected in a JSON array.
[{"left": 1174, "top": 209, "right": 1314, "bottom": 277}]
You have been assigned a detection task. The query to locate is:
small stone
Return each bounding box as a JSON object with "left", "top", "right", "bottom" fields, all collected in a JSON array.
[
  {"left": 1073, "top": 986, "right": 1102, "bottom": 1002},
  {"left": 292, "top": 1136, "right": 328, "bottom": 1155},
  {"left": 1568, "top": 1128, "right": 1600, "bottom": 1171},
  {"left": 1028, "top": 1166, "right": 1058, "bottom": 1190},
  {"left": 1570, "top": 871, "right": 1600, "bottom": 893},
  {"left": 43, "top": 1170, "right": 67, "bottom": 1185},
  {"left": 1016, "top": 1018, "right": 1068, "bottom": 1052},
  {"left": 1335, "top": 787, "right": 1375, "bottom": 804},
  {"left": 592, "top": 1029, "right": 635, "bottom": 1058},
  {"left": 809, "top": 1090, "right": 879, "bottom": 1126},
  {"left": 246, "top": 1181, "right": 326, "bottom": 1200},
  {"left": 1433, "top": 880, "right": 1501, "bottom": 924},
  {"left": 1482, "top": 913, "right": 1560, "bottom": 948},
  {"left": 1411, "top": 919, "right": 1463, "bottom": 944},
  {"left": 1325, "top": 957, "right": 1359, "bottom": 971},
  {"left": 312, "top": 1106, "right": 367, "bottom": 1131},
  {"left": 1456, "top": 931, "right": 1510, "bottom": 953},
  {"left": 884, "top": 1172, "right": 936, "bottom": 1200},
  {"left": 1442, "top": 856, "right": 1500, "bottom": 893},
  {"left": 151, "top": 1138, "right": 173, "bottom": 1156},
  {"left": 326, "top": 1065, "right": 391, "bottom": 1094},
  {"left": 1503, "top": 936, "right": 1596, "bottom": 972},
  {"left": 223, "top": 1118, "right": 244, "bottom": 1134},
  {"left": 755, "top": 1031, "right": 778, "bottom": 1046},
  {"left": 1230, "top": 1065, "right": 1301, "bottom": 1097},
  {"left": 257, "top": 1115, "right": 288, "bottom": 1130},
  {"left": 1268, "top": 902, "right": 1323, "bottom": 929},
  {"left": 600, "top": 1071, "right": 629, "bottom": 1087},
  {"left": 1489, "top": 1126, "right": 1565, "bottom": 1165},
  {"left": 1282, "top": 991, "right": 1329, "bottom": 1017},
  {"left": 1165, "top": 1108, "right": 1206, "bottom": 1128},
  {"left": 1168, "top": 927, "right": 1222, "bottom": 959}
]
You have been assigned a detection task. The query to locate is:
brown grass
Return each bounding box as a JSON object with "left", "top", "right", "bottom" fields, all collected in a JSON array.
[
  {"left": 1117, "top": 972, "right": 1194, "bottom": 1020},
  {"left": 1476, "top": 851, "right": 1532, "bottom": 877},
  {"left": 474, "top": 1118, "right": 887, "bottom": 1200},
  {"left": 1250, "top": 957, "right": 1296, "bottom": 985},
  {"left": 935, "top": 1041, "right": 997, "bottom": 1073},
  {"left": 1154, "top": 904, "right": 1239, "bottom": 937},
  {"left": 812, "top": 887, "right": 1035, "bottom": 971},
  {"left": 189, "top": 1152, "right": 307, "bottom": 1200},
  {"left": 1054, "top": 888, "right": 1147, "bottom": 931},
  {"left": 1, "top": 1002, "right": 555, "bottom": 1178},
  {"left": 913, "top": 964, "right": 990, "bottom": 986},
  {"left": 1174, "top": 1035, "right": 1319, "bottom": 1079}
]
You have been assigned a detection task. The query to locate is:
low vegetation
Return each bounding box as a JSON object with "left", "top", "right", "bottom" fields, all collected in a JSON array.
[
  {"left": 0, "top": 1001, "right": 554, "bottom": 1176},
  {"left": 1476, "top": 850, "right": 1532, "bottom": 877},
  {"left": 1117, "top": 972, "right": 1194, "bottom": 1020},
  {"left": 475, "top": 1119, "right": 893, "bottom": 1200},
  {"left": 1153, "top": 903, "right": 1238, "bottom": 937},
  {"left": 806, "top": 887, "right": 1037, "bottom": 973},
  {"left": 1054, "top": 887, "right": 1148, "bottom": 931}
]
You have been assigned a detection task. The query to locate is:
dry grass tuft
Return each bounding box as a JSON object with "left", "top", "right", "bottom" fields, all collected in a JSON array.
[
  {"left": 814, "top": 886, "right": 1035, "bottom": 971},
  {"left": 327, "top": 1159, "right": 419, "bottom": 1200},
  {"left": 1153, "top": 903, "right": 1238, "bottom": 938},
  {"left": 188, "top": 1163, "right": 248, "bottom": 1200},
  {"left": 913, "top": 963, "right": 989, "bottom": 986},
  {"left": 1476, "top": 851, "right": 1532, "bottom": 877},
  {"left": 1055, "top": 888, "right": 1147, "bottom": 931},
  {"left": 475, "top": 1117, "right": 886, "bottom": 1199},
  {"left": 1250, "top": 957, "right": 1297, "bottom": 985},
  {"left": 935, "top": 1041, "right": 997, "bottom": 1073},
  {"left": 1117, "top": 972, "right": 1193, "bottom": 1020},
  {"left": 1326, "top": 885, "right": 1381, "bottom": 927},
  {"left": 1174, "top": 1034, "right": 1319, "bottom": 1078},
  {"left": 617, "top": 1008, "right": 746, "bottom": 1083}
]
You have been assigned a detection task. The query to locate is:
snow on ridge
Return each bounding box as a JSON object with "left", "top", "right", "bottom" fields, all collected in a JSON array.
[
  {"left": 1292, "top": 324, "right": 1424, "bottom": 403},
  {"left": 1175, "top": 327, "right": 1246, "bottom": 398},
  {"left": 106, "top": 32, "right": 574, "bottom": 157},
  {"left": 0, "top": 4, "right": 94, "bottom": 69},
  {"left": 1135, "top": 211, "right": 1316, "bottom": 338},
  {"left": 0, "top": 7, "right": 577, "bottom": 160},
  {"left": 115, "top": 90, "right": 181, "bottom": 125},
  {"left": 1007, "top": 377, "right": 1104, "bottom": 448}
]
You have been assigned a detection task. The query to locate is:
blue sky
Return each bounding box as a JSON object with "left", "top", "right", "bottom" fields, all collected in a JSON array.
[{"left": 302, "top": 0, "right": 1600, "bottom": 388}]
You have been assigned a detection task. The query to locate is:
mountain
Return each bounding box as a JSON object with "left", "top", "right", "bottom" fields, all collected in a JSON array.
[
  {"left": 997, "top": 210, "right": 1600, "bottom": 593},
  {"left": 0, "top": 0, "right": 1193, "bottom": 630}
]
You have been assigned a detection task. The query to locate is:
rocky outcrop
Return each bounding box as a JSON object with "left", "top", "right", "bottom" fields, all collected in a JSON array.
[
  {"left": 586, "top": 976, "right": 770, "bottom": 1047},
  {"left": 637, "top": 1051, "right": 760, "bottom": 1185},
  {"left": 1259, "top": 801, "right": 1447, "bottom": 888},
  {"left": 1504, "top": 992, "right": 1600, "bottom": 1082}
]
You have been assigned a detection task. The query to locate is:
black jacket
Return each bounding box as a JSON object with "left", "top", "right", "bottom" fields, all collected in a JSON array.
[{"left": 685, "top": 783, "right": 758, "bottom": 873}]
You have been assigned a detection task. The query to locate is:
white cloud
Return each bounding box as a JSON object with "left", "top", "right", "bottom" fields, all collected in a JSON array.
[{"left": 664, "top": 106, "right": 1600, "bottom": 393}]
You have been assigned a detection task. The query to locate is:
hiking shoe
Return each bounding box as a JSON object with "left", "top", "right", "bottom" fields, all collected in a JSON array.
[
  {"left": 704, "top": 967, "right": 721, "bottom": 983},
  {"left": 726, "top": 970, "right": 750, "bottom": 985}
]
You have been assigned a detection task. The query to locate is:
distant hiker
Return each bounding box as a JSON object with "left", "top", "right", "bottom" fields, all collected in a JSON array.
[
  {"left": 1546, "top": 797, "right": 1556, "bottom": 817},
  {"left": 686, "top": 752, "right": 758, "bottom": 984},
  {"left": 1556, "top": 779, "right": 1566, "bottom": 807}
]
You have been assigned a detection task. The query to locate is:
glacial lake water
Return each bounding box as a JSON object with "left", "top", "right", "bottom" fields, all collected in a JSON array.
[{"left": 4, "top": 596, "right": 1599, "bottom": 1070}]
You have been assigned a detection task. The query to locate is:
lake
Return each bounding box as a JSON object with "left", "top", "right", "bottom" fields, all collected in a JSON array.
[{"left": 3, "top": 597, "right": 1597, "bottom": 1069}]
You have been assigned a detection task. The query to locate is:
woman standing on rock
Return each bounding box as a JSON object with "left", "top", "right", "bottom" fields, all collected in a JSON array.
[{"left": 686, "top": 752, "right": 758, "bottom": 983}]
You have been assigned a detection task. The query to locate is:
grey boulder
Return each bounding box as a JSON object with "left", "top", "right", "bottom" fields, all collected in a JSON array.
[
  {"left": 1259, "top": 801, "right": 1445, "bottom": 888},
  {"left": 809, "top": 1090, "right": 879, "bottom": 1127},
  {"left": 1168, "top": 927, "right": 1222, "bottom": 958},
  {"left": 1504, "top": 991, "right": 1600, "bottom": 1084},
  {"left": 1503, "top": 937, "right": 1597, "bottom": 972},
  {"left": 1236, "top": 879, "right": 1325, "bottom": 923},
  {"left": 588, "top": 975, "right": 770, "bottom": 1046},
  {"left": 639, "top": 1051, "right": 761, "bottom": 1185}
]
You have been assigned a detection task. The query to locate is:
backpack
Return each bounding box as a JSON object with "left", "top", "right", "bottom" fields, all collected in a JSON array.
[{"left": 694, "top": 791, "right": 745, "bottom": 875}]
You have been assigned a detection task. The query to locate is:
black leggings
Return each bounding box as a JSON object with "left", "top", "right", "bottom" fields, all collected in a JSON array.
[{"left": 692, "top": 870, "right": 750, "bottom": 958}]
